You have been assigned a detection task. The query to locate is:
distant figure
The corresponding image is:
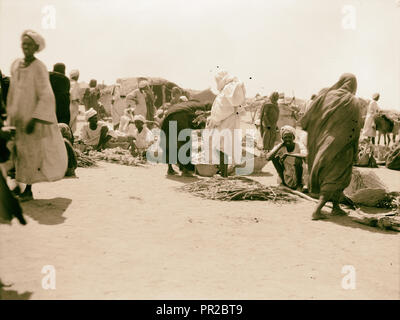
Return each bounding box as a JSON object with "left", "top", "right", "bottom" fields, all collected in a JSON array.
[
  {"left": 80, "top": 108, "right": 112, "bottom": 151},
  {"left": 277, "top": 92, "right": 296, "bottom": 131},
  {"left": 260, "top": 91, "right": 280, "bottom": 151},
  {"left": 83, "top": 79, "right": 104, "bottom": 117},
  {"left": 49, "top": 62, "right": 71, "bottom": 125},
  {"left": 362, "top": 93, "right": 380, "bottom": 144},
  {"left": 111, "top": 84, "right": 127, "bottom": 130},
  {"left": 6, "top": 30, "right": 67, "bottom": 201},
  {"left": 266, "top": 125, "right": 307, "bottom": 191},
  {"left": 143, "top": 83, "right": 156, "bottom": 127},
  {"left": 69, "top": 69, "right": 80, "bottom": 134},
  {"left": 126, "top": 80, "right": 149, "bottom": 119},
  {"left": 170, "top": 87, "right": 182, "bottom": 105},
  {"left": 301, "top": 73, "right": 362, "bottom": 220}
]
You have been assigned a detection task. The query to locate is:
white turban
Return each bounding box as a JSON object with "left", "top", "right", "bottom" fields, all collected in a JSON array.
[
  {"left": 280, "top": 125, "right": 296, "bottom": 138},
  {"left": 21, "top": 30, "right": 46, "bottom": 52},
  {"left": 179, "top": 96, "right": 188, "bottom": 102},
  {"left": 138, "top": 80, "right": 149, "bottom": 89},
  {"left": 70, "top": 69, "right": 79, "bottom": 79},
  {"left": 85, "top": 108, "right": 97, "bottom": 121},
  {"left": 133, "top": 115, "right": 146, "bottom": 123}
]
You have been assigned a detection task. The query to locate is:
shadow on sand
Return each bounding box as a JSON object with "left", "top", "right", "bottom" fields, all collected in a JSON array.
[
  {"left": 317, "top": 206, "right": 399, "bottom": 235},
  {"left": 21, "top": 197, "right": 72, "bottom": 225},
  {"left": 0, "top": 280, "right": 33, "bottom": 300},
  {"left": 166, "top": 174, "right": 201, "bottom": 184}
]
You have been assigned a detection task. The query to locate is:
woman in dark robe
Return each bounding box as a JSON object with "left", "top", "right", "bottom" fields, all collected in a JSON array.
[
  {"left": 300, "top": 73, "right": 362, "bottom": 220},
  {"left": 49, "top": 63, "right": 70, "bottom": 125},
  {"left": 260, "top": 91, "right": 280, "bottom": 151},
  {"left": 160, "top": 101, "right": 209, "bottom": 176}
]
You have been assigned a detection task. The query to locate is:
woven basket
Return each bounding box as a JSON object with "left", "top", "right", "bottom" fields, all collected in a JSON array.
[{"left": 195, "top": 164, "right": 218, "bottom": 177}]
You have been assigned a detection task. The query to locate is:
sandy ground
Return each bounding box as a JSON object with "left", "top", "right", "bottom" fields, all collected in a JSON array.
[{"left": 0, "top": 114, "right": 399, "bottom": 300}]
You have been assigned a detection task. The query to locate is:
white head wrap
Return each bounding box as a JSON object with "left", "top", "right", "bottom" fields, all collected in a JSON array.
[
  {"left": 70, "top": 69, "right": 79, "bottom": 79},
  {"left": 138, "top": 80, "right": 149, "bottom": 89},
  {"left": 85, "top": 108, "right": 97, "bottom": 121},
  {"left": 21, "top": 30, "right": 46, "bottom": 52},
  {"left": 280, "top": 125, "right": 296, "bottom": 138},
  {"left": 133, "top": 115, "right": 146, "bottom": 123}
]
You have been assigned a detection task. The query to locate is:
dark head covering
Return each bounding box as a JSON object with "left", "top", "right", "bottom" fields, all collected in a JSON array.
[
  {"left": 269, "top": 91, "right": 279, "bottom": 104},
  {"left": 300, "top": 73, "right": 361, "bottom": 199},
  {"left": 89, "top": 79, "right": 97, "bottom": 88},
  {"left": 53, "top": 63, "right": 66, "bottom": 75},
  {"left": 319, "top": 73, "right": 357, "bottom": 96}
]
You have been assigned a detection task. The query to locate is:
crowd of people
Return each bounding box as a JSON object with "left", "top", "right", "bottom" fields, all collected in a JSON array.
[{"left": 0, "top": 29, "right": 392, "bottom": 224}]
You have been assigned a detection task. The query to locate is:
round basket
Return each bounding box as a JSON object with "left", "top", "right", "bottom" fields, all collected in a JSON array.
[{"left": 195, "top": 164, "right": 218, "bottom": 177}]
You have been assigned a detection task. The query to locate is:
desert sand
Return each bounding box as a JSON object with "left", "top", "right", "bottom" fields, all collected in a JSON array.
[{"left": 0, "top": 115, "right": 399, "bottom": 300}]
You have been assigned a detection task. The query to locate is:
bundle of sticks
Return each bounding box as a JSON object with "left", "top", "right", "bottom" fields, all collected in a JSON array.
[
  {"left": 75, "top": 149, "right": 97, "bottom": 168},
  {"left": 88, "top": 147, "right": 146, "bottom": 167},
  {"left": 180, "top": 176, "right": 297, "bottom": 202}
]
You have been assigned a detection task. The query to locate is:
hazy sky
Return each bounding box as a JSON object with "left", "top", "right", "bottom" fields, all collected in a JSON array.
[{"left": 1, "top": 0, "right": 399, "bottom": 109}]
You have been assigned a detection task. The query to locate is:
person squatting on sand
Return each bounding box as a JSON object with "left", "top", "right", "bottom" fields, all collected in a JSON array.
[
  {"left": 206, "top": 70, "right": 246, "bottom": 178},
  {"left": 128, "top": 115, "right": 154, "bottom": 159},
  {"left": 5, "top": 30, "right": 68, "bottom": 202},
  {"left": 300, "top": 73, "right": 362, "bottom": 220},
  {"left": 80, "top": 108, "right": 112, "bottom": 151},
  {"left": 266, "top": 125, "right": 307, "bottom": 191}
]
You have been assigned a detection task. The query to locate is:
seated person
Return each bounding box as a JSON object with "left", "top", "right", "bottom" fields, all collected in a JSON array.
[
  {"left": 129, "top": 115, "right": 154, "bottom": 158},
  {"left": 266, "top": 125, "right": 307, "bottom": 191},
  {"left": 80, "top": 108, "right": 112, "bottom": 151},
  {"left": 58, "top": 123, "right": 77, "bottom": 177}
]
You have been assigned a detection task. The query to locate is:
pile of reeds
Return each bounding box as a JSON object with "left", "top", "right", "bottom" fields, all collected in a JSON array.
[
  {"left": 75, "top": 149, "right": 97, "bottom": 168},
  {"left": 88, "top": 147, "right": 146, "bottom": 167},
  {"left": 180, "top": 176, "right": 296, "bottom": 202}
]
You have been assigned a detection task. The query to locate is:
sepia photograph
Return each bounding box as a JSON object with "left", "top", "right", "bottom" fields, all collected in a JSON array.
[{"left": 0, "top": 0, "right": 399, "bottom": 304}]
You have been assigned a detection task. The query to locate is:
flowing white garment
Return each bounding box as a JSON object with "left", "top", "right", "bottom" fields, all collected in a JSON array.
[
  {"left": 206, "top": 72, "right": 246, "bottom": 164},
  {"left": 362, "top": 100, "right": 379, "bottom": 137},
  {"left": 69, "top": 79, "right": 80, "bottom": 134},
  {"left": 6, "top": 58, "right": 67, "bottom": 184}
]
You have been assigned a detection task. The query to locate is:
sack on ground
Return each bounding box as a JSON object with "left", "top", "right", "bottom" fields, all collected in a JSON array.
[
  {"left": 344, "top": 168, "right": 388, "bottom": 207},
  {"left": 386, "top": 143, "right": 400, "bottom": 170}
]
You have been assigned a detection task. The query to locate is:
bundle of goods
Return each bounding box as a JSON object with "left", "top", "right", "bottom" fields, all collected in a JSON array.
[
  {"left": 385, "top": 142, "right": 400, "bottom": 170},
  {"left": 88, "top": 147, "right": 146, "bottom": 166},
  {"left": 344, "top": 168, "right": 388, "bottom": 207},
  {"left": 180, "top": 176, "right": 297, "bottom": 202},
  {"left": 355, "top": 139, "right": 377, "bottom": 168},
  {"left": 75, "top": 149, "right": 97, "bottom": 168},
  {"left": 374, "top": 145, "right": 391, "bottom": 164}
]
